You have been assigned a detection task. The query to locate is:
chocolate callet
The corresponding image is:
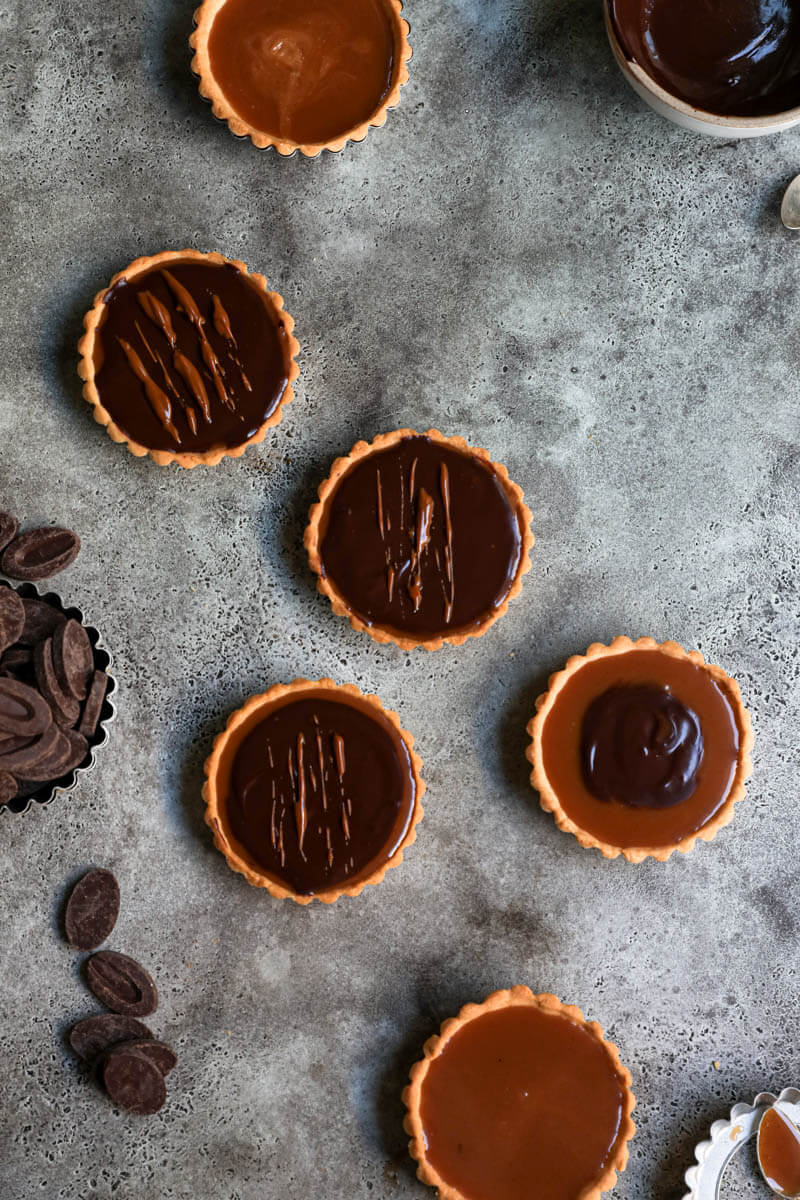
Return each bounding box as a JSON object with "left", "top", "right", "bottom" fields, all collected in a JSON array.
[
  {"left": 609, "top": 0, "right": 800, "bottom": 117},
  {"left": 0, "top": 513, "right": 18, "bottom": 554},
  {"left": 227, "top": 690, "right": 416, "bottom": 894},
  {"left": 86, "top": 950, "right": 158, "bottom": 1017},
  {"left": 1, "top": 527, "right": 80, "bottom": 581},
  {"left": 78, "top": 670, "right": 108, "bottom": 738},
  {"left": 69, "top": 1013, "right": 155, "bottom": 1062},
  {"left": 65, "top": 868, "right": 120, "bottom": 951},
  {"left": 94, "top": 261, "right": 290, "bottom": 454},
  {"left": 0, "top": 724, "right": 60, "bottom": 774},
  {"left": 319, "top": 436, "right": 524, "bottom": 639},
  {"left": 103, "top": 1047, "right": 166, "bottom": 1115},
  {"left": 53, "top": 619, "right": 93, "bottom": 701},
  {"left": 34, "top": 637, "right": 80, "bottom": 727},
  {"left": 0, "top": 587, "right": 24, "bottom": 655},
  {"left": 581, "top": 683, "right": 704, "bottom": 809}
]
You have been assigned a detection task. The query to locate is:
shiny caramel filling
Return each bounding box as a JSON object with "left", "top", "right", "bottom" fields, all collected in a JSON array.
[
  {"left": 207, "top": 0, "right": 397, "bottom": 145},
  {"left": 541, "top": 650, "right": 741, "bottom": 849},
  {"left": 418, "top": 1005, "right": 628, "bottom": 1200},
  {"left": 759, "top": 1107, "right": 800, "bottom": 1197}
]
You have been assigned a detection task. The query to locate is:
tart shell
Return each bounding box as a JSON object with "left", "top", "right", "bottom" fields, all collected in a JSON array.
[
  {"left": 304, "top": 429, "right": 535, "bottom": 652},
  {"left": 189, "top": 0, "right": 412, "bottom": 157},
  {"left": 203, "top": 678, "right": 425, "bottom": 904},
  {"left": 403, "top": 986, "right": 636, "bottom": 1200},
  {"left": 526, "top": 636, "right": 754, "bottom": 863},
  {"left": 77, "top": 249, "right": 300, "bottom": 469}
]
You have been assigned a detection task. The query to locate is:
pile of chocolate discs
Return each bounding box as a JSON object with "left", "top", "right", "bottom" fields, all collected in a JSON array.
[{"left": 66, "top": 869, "right": 177, "bottom": 1115}]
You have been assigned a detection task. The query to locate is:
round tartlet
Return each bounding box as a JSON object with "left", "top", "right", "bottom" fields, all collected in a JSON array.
[
  {"left": 78, "top": 249, "right": 300, "bottom": 468},
  {"left": 403, "top": 986, "right": 636, "bottom": 1200},
  {"left": 527, "top": 636, "right": 754, "bottom": 862},
  {"left": 305, "top": 429, "right": 534, "bottom": 651},
  {"left": 190, "top": 0, "right": 412, "bottom": 157},
  {"left": 203, "top": 679, "right": 425, "bottom": 904}
]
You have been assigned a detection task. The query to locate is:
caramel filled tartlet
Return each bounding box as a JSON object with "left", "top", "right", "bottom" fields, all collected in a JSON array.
[
  {"left": 203, "top": 680, "right": 424, "bottom": 903},
  {"left": 404, "top": 987, "right": 635, "bottom": 1200},
  {"left": 190, "top": 0, "right": 411, "bottom": 156},
  {"left": 527, "top": 636, "right": 753, "bottom": 862},
  {"left": 78, "top": 250, "right": 299, "bottom": 468},
  {"left": 305, "top": 430, "right": 534, "bottom": 651}
]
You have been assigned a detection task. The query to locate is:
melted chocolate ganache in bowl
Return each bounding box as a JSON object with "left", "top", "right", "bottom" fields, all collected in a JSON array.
[{"left": 610, "top": 0, "right": 800, "bottom": 116}]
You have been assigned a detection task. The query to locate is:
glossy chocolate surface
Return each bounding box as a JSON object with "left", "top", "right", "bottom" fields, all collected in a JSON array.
[
  {"left": 221, "top": 689, "right": 416, "bottom": 894},
  {"left": 319, "top": 436, "right": 524, "bottom": 639},
  {"left": 582, "top": 683, "right": 704, "bottom": 809},
  {"left": 759, "top": 1107, "right": 800, "bottom": 1196},
  {"left": 541, "top": 650, "right": 741, "bottom": 848},
  {"left": 207, "top": 0, "right": 396, "bottom": 145},
  {"left": 419, "top": 1005, "right": 628, "bottom": 1200},
  {"left": 93, "top": 260, "right": 290, "bottom": 453},
  {"left": 610, "top": 0, "right": 800, "bottom": 117}
]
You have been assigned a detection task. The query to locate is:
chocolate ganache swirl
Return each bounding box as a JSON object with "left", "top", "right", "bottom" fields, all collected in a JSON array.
[
  {"left": 581, "top": 684, "right": 704, "bottom": 809},
  {"left": 93, "top": 260, "right": 291, "bottom": 453},
  {"left": 226, "top": 692, "right": 416, "bottom": 894}
]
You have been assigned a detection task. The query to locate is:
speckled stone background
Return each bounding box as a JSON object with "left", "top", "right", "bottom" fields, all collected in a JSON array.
[{"left": 1, "top": 0, "right": 799, "bottom": 1197}]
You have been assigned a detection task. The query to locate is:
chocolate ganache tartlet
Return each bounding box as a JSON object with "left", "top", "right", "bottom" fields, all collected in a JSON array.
[
  {"left": 404, "top": 987, "right": 636, "bottom": 1200},
  {"left": 190, "top": 0, "right": 412, "bottom": 155},
  {"left": 305, "top": 430, "right": 534, "bottom": 650},
  {"left": 78, "top": 251, "right": 299, "bottom": 468},
  {"left": 527, "top": 636, "right": 753, "bottom": 861},
  {"left": 204, "top": 680, "right": 424, "bottom": 903}
]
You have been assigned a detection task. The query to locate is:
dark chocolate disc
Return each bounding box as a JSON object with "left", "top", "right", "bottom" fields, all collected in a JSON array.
[
  {"left": 318, "top": 435, "right": 526, "bottom": 640},
  {"left": 52, "top": 619, "right": 93, "bottom": 701},
  {"left": 65, "top": 868, "right": 120, "bottom": 950},
  {"left": 69, "top": 1013, "right": 154, "bottom": 1062},
  {"left": 1, "top": 527, "right": 80, "bottom": 581},
  {"left": 92, "top": 259, "right": 291, "bottom": 454},
  {"left": 225, "top": 687, "right": 418, "bottom": 895},
  {"left": 34, "top": 637, "right": 80, "bottom": 727},
  {"left": 78, "top": 670, "right": 109, "bottom": 738},
  {"left": 86, "top": 950, "right": 158, "bottom": 1017},
  {"left": 0, "top": 587, "right": 24, "bottom": 655},
  {"left": 0, "top": 513, "right": 18, "bottom": 554},
  {"left": 103, "top": 1046, "right": 166, "bottom": 1115},
  {"left": 0, "top": 724, "right": 60, "bottom": 774}
]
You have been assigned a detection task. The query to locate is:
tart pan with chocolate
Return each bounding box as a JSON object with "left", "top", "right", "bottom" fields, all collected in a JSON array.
[
  {"left": 0, "top": 583, "right": 116, "bottom": 816},
  {"left": 190, "top": 0, "right": 412, "bottom": 156},
  {"left": 527, "top": 636, "right": 753, "bottom": 862},
  {"left": 78, "top": 250, "right": 299, "bottom": 468},
  {"left": 305, "top": 430, "right": 534, "bottom": 651},
  {"left": 203, "top": 679, "right": 424, "bottom": 903},
  {"left": 403, "top": 986, "right": 636, "bottom": 1200}
]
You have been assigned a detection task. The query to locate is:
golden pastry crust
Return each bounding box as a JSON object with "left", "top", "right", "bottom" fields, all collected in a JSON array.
[
  {"left": 403, "top": 986, "right": 637, "bottom": 1200},
  {"left": 77, "top": 249, "right": 300, "bottom": 469},
  {"left": 526, "top": 635, "right": 754, "bottom": 862},
  {"left": 189, "top": 0, "right": 412, "bottom": 156},
  {"left": 304, "top": 428, "right": 535, "bottom": 651},
  {"left": 203, "top": 678, "right": 425, "bottom": 904}
]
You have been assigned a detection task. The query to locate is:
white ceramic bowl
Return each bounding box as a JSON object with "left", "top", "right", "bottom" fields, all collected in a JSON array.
[{"left": 604, "top": 0, "right": 800, "bottom": 138}]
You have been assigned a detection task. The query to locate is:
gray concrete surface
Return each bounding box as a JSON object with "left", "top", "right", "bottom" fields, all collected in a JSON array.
[{"left": 1, "top": 0, "right": 799, "bottom": 1196}]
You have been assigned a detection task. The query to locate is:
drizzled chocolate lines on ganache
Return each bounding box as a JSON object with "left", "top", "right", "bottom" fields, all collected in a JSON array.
[
  {"left": 93, "top": 260, "right": 290, "bottom": 454},
  {"left": 228, "top": 694, "right": 415, "bottom": 894},
  {"left": 320, "top": 436, "right": 524, "bottom": 638}
]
